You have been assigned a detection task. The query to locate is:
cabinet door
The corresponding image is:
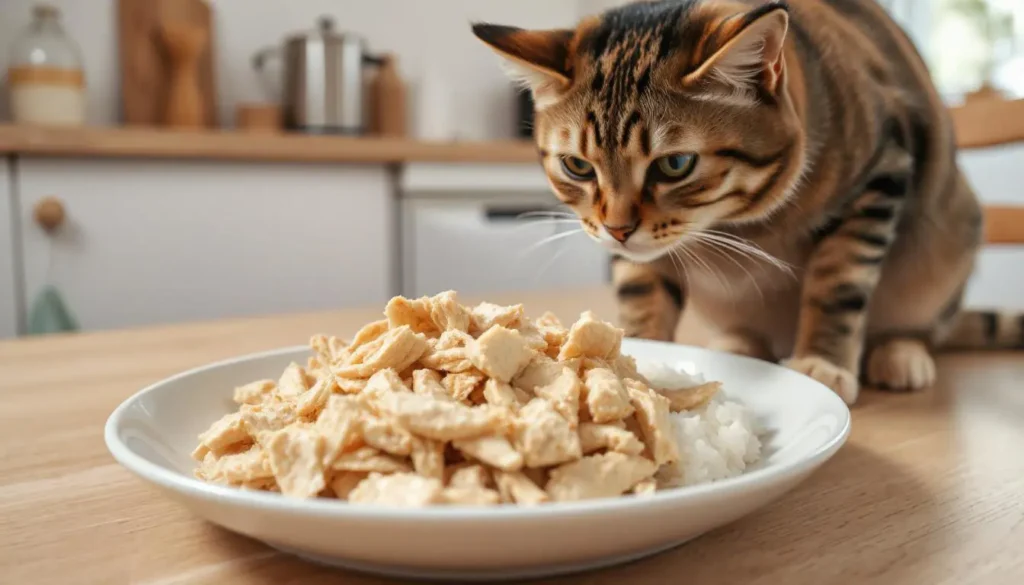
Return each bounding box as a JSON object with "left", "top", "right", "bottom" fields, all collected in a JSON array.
[
  {"left": 0, "top": 159, "right": 18, "bottom": 338},
  {"left": 17, "top": 158, "right": 393, "bottom": 332}
]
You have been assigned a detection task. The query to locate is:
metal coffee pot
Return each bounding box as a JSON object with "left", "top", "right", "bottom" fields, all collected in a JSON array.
[{"left": 254, "top": 16, "right": 382, "bottom": 134}]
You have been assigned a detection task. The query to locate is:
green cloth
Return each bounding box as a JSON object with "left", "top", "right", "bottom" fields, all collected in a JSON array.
[{"left": 27, "top": 285, "right": 79, "bottom": 335}]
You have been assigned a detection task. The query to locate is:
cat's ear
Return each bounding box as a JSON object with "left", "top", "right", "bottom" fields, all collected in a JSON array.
[
  {"left": 472, "top": 23, "right": 575, "bottom": 103},
  {"left": 683, "top": 3, "right": 789, "bottom": 103}
]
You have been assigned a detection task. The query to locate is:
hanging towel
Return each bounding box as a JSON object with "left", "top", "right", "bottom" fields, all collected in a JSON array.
[{"left": 27, "top": 285, "right": 79, "bottom": 335}]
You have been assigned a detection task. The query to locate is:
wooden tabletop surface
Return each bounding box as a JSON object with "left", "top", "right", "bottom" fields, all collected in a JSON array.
[{"left": 2, "top": 287, "right": 1022, "bottom": 585}]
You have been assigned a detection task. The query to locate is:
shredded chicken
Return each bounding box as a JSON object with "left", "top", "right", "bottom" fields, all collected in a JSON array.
[
  {"left": 578, "top": 422, "right": 646, "bottom": 456},
  {"left": 232, "top": 380, "right": 277, "bottom": 405},
  {"left": 558, "top": 311, "right": 623, "bottom": 361},
  {"left": 192, "top": 291, "right": 733, "bottom": 508},
  {"left": 470, "top": 325, "right": 535, "bottom": 383},
  {"left": 264, "top": 426, "right": 327, "bottom": 498},
  {"left": 348, "top": 473, "right": 444, "bottom": 507},
  {"left": 582, "top": 367, "right": 634, "bottom": 423},
  {"left": 332, "top": 326, "right": 429, "bottom": 379},
  {"left": 452, "top": 435, "right": 524, "bottom": 472},
  {"left": 626, "top": 381, "right": 680, "bottom": 466},
  {"left": 374, "top": 392, "right": 508, "bottom": 442},
  {"left": 513, "top": 398, "right": 582, "bottom": 468},
  {"left": 469, "top": 302, "right": 525, "bottom": 335},
  {"left": 493, "top": 470, "right": 550, "bottom": 505},
  {"left": 654, "top": 381, "right": 722, "bottom": 412},
  {"left": 546, "top": 452, "right": 657, "bottom": 502}
]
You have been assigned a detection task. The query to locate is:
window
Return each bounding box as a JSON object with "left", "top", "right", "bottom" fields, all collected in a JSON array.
[{"left": 880, "top": 0, "right": 1023, "bottom": 103}]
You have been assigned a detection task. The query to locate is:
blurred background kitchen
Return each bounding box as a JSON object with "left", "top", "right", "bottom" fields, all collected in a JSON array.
[{"left": 0, "top": 0, "right": 1021, "bottom": 339}]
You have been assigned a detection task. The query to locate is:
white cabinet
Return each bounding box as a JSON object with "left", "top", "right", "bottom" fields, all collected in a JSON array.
[
  {"left": 958, "top": 143, "right": 1024, "bottom": 310},
  {"left": 0, "top": 159, "right": 18, "bottom": 338},
  {"left": 16, "top": 158, "right": 394, "bottom": 332},
  {"left": 400, "top": 163, "right": 609, "bottom": 298}
]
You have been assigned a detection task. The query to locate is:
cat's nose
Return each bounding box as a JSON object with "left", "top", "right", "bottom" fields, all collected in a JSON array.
[{"left": 603, "top": 221, "right": 639, "bottom": 243}]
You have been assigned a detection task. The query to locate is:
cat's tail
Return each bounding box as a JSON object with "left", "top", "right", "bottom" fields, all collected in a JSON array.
[{"left": 935, "top": 310, "right": 1024, "bottom": 351}]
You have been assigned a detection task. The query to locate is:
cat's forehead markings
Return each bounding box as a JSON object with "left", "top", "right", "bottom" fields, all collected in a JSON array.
[
  {"left": 582, "top": 16, "right": 670, "bottom": 150},
  {"left": 565, "top": 127, "right": 583, "bottom": 155},
  {"left": 651, "top": 126, "right": 703, "bottom": 155},
  {"left": 543, "top": 130, "right": 561, "bottom": 156},
  {"left": 543, "top": 124, "right": 581, "bottom": 156}
]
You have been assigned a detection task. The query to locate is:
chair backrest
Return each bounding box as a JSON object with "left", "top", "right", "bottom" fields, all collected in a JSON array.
[
  {"left": 982, "top": 206, "right": 1024, "bottom": 245},
  {"left": 950, "top": 93, "right": 1024, "bottom": 245}
]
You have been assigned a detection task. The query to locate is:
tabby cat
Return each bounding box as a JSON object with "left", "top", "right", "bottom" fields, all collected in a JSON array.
[{"left": 472, "top": 0, "right": 1023, "bottom": 405}]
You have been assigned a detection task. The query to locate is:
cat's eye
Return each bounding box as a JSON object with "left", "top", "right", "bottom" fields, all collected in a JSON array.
[
  {"left": 650, "top": 153, "right": 698, "bottom": 182},
  {"left": 560, "top": 156, "right": 596, "bottom": 181}
]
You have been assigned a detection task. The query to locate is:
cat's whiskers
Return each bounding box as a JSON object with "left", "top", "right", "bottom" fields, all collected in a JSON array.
[
  {"left": 512, "top": 219, "right": 581, "bottom": 232},
  {"left": 515, "top": 210, "right": 576, "bottom": 220},
  {"left": 518, "top": 228, "right": 584, "bottom": 259},
  {"left": 673, "top": 241, "right": 734, "bottom": 300},
  {"left": 694, "top": 236, "right": 777, "bottom": 284},
  {"left": 665, "top": 247, "right": 689, "bottom": 291},
  {"left": 690, "top": 237, "right": 766, "bottom": 303},
  {"left": 533, "top": 243, "right": 571, "bottom": 283},
  {"left": 695, "top": 230, "right": 795, "bottom": 277}
]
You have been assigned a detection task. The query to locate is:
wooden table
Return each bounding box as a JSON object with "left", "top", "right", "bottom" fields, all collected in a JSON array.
[{"left": 2, "top": 288, "right": 1022, "bottom": 584}]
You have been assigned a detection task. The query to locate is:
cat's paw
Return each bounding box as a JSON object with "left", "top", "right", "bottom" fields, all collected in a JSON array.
[
  {"left": 784, "top": 355, "right": 859, "bottom": 405},
  {"left": 707, "top": 332, "right": 774, "bottom": 361},
  {"left": 866, "top": 338, "right": 936, "bottom": 391}
]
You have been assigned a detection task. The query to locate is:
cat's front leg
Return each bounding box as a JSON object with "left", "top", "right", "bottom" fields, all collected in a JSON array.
[
  {"left": 786, "top": 145, "right": 912, "bottom": 405},
  {"left": 611, "top": 257, "right": 684, "bottom": 342}
]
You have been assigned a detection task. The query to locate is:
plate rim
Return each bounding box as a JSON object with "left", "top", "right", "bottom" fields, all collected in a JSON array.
[{"left": 104, "top": 340, "right": 851, "bottom": 521}]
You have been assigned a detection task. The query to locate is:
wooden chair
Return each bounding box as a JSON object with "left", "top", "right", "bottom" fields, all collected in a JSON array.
[
  {"left": 983, "top": 206, "right": 1024, "bottom": 245},
  {"left": 951, "top": 92, "right": 1024, "bottom": 245}
]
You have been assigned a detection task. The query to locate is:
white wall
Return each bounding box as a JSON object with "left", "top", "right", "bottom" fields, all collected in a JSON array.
[
  {"left": 0, "top": 158, "right": 19, "bottom": 338},
  {"left": 0, "top": 0, "right": 581, "bottom": 140},
  {"left": 577, "top": 0, "right": 628, "bottom": 17}
]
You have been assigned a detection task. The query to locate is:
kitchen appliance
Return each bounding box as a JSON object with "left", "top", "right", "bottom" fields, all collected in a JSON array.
[{"left": 254, "top": 17, "right": 382, "bottom": 134}]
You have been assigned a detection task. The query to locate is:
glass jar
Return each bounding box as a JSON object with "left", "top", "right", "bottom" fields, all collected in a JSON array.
[{"left": 6, "top": 4, "right": 86, "bottom": 126}]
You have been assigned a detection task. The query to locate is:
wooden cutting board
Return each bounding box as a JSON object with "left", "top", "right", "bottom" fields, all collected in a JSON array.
[{"left": 118, "top": 0, "right": 217, "bottom": 127}]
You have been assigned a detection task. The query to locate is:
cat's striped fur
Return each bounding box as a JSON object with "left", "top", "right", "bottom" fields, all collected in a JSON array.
[{"left": 473, "top": 0, "right": 1022, "bottom": 404}]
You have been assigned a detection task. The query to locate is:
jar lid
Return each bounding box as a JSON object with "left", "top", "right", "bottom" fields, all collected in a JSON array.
[
  {"left": 33, "top": 4, "right": 60, "bottom": 19},
  {"left": 285, "top": 15, "right": 366, "bottom": 48}
]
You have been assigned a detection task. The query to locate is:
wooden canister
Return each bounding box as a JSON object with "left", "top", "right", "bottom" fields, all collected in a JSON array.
[
  {"left": 370, "top": 54, "right": 407, "bottom": 137},
  {"left": 235, "top": 103, "right": 282, "bottom": 133}
]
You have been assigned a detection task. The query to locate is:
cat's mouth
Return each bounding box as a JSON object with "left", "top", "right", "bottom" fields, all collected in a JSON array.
[{"left": 589, "top": 231, "right": 674, "bottom": 263}]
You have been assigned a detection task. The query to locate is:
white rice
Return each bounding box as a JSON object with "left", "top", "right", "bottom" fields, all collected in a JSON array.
[{"left": 635, "top": 359, "right": 762, "bottom": 488}]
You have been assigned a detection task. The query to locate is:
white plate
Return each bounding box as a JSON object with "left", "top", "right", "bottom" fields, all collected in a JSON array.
[{"left": 105, "top": 339, "right": 850, "bottom": 581}]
